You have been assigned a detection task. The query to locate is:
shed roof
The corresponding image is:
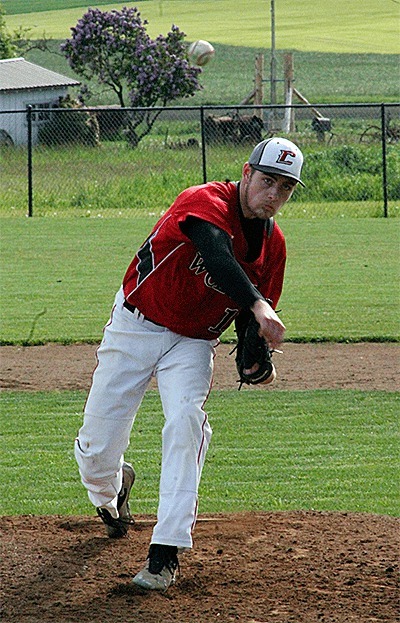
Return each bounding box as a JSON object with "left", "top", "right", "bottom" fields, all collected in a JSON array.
[{"left": 0, "top": 57, "right": 80, "bottom": 92}]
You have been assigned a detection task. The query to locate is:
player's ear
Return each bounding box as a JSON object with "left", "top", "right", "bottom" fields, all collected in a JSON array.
[{"left": 242, "top": 162, "right": 252, "bottom": 179}]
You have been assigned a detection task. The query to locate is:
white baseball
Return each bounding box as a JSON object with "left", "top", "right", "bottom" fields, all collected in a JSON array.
[{"left": 188, "top": 40, "right": 215, "bottom": 66}]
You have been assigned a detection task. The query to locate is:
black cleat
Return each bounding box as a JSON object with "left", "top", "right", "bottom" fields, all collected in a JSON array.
[{"left": 97, "top": 462, "right": 135, "bottom": 538}]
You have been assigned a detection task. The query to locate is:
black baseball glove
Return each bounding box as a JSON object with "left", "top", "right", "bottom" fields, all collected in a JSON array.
[{"left": 234, "top": 311, "right": 276, "bottom": 389}]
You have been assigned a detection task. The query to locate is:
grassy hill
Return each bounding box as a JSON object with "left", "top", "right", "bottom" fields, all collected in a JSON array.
[
  {"left": 2, "top": 1, "right": 399, "bottom": 104},
  {"left": 25, "top": 42, "right": 400, "bottom": 106},
  {"left": 2, "top": 0, "right": 114, "bottom": 12},
  {"left": 3, "top": 0, "right": 399, "bottom": 53}
]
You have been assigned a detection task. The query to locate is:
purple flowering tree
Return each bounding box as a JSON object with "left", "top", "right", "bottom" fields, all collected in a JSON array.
[{"left": 61, "top": 6, "right": 201, "bottom": 146}]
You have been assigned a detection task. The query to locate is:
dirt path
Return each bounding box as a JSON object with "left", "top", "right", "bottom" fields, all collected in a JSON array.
[{"left": 1, "top": 342, "right": 399, "bottom": 392}]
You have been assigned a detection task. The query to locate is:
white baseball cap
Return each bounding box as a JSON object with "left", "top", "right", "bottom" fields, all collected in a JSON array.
[{"left": 248, "top": 137, "right": 305, "bottom": 186}]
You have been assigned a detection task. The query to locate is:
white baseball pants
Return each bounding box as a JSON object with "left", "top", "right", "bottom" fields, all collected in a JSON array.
[{"left": 75, "top": 287, "right": 217, "bottom": 548}]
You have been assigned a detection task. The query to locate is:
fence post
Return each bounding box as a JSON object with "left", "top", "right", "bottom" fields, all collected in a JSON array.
[
  {"left": 27, "top": 105, "right": 33, "bottom": 217},
  {"left": 381, "top": 103, "right": 388, "bottom": 218},
  {"left": 283, "top": 53, "right": 295, "bottom": 133},
  {"left": 200, "top": 106, "right": 207, "bottom": 183}
]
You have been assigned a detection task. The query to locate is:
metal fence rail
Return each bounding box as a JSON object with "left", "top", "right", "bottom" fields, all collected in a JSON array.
[{"left": 1, "top": 102, "right": 399, "bottom": 218}]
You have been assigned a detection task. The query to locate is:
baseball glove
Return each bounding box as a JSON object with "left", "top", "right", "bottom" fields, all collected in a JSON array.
[{"left": 234, "top": 312, "right": 276, "bottom": 389}]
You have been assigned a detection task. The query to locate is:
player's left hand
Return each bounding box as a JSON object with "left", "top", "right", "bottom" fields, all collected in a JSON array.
[{"left": 235, "top": 314, "right": 277, "bottom": 389}]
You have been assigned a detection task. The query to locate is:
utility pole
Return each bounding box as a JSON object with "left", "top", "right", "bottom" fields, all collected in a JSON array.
[
  {"left": 270, "top": 0, "right": 277, "bottom": 107},
  {"left": 269, "top": 0, "right": 277, "bottom": 129}
]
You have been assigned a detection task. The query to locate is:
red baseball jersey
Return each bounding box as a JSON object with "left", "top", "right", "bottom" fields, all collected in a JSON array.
[{"left": 123, "top": 181, "right": 286, "bottom": 339}]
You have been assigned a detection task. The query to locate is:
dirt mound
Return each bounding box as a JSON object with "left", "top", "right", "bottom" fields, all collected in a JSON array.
[
  {"left": 1, "top": 511, "right": 398, "bottom": 623},
  {"left": 1, "top": 343, "right": 398, "bottom": 622}
]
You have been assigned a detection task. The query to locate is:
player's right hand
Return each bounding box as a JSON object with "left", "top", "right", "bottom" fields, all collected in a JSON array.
[{"left": 251, "top": 299, "right": 285, "bottom": 351}]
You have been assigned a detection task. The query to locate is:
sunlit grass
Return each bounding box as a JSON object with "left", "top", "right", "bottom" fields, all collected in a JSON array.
[
  {"left": 4, "top": 0, "right": 398, "bottom": 53},
  {"left": 1, "top": 389, "right": 398, "bottom": 516},
  {"left": 1, "top": 217, "right": 399, "bottom": 344},
  {"left": 2, "top": 138, "right": 398, "bottom": 217}
]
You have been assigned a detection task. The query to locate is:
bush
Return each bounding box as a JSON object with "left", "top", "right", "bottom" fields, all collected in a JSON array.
[
  {"left": 297, "top": 144, "right": 400, "bottom": 202},
  {"left": 38, "top": 96, "right": 100, "bottom": 147},
  {"left": 329, "top": 145, "right": 381, "bottom": 174}
]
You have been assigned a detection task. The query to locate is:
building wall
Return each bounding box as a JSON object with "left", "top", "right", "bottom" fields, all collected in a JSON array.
[{"left": 0, "top": 87, "right": 68, "bottom": 145}]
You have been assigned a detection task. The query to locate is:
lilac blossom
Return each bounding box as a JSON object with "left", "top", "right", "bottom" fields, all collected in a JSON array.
[{"left": 61, "top": 7, "right": 202, "bottom": 146}]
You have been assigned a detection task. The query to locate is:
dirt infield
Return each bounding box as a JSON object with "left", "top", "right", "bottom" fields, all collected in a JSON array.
[
  {"left": 1, "top": 341, "right": 399, "bottom": 391},
  {"left": 0, "top": 343, "right": 399, "bottom": 623}
]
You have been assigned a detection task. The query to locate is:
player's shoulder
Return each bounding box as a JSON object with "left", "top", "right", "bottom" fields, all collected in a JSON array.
[
  {"left": 180, "top": 180, "right": 237, "bottom": 200},
  {"left": 173, "top": 181, "right": 238, "bottom": 217}
]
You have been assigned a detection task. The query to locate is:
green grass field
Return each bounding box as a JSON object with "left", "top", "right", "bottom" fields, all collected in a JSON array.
[
  {"left": 2, "top": 139, "right": 399, "bottom": 217},
  {"left": 1, "top": 389, "right": 399, "bottom": 516},
  {"left": 1, "top": 0, "right": 399, "bottom": 523},
  {"left": 3, "top": 0, "right": 115, "bottom": 12},
  {"left": 0, "top": 218, "right": 399, "bottom": 344},
  {"left": 23, "top": 42, "right": 400, "bottom": 105},
  {"left": 3, "top": 0, "right": 399, "bottom": 53},
  {"left": 3, "top": 0, "right": 399, "bottom": 104}
]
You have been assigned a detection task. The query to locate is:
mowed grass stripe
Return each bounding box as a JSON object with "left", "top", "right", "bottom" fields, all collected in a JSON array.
[
  {"left": 1, "top": 389, "right": 398, "bottom": 516},
  {"left": 1, "top": 218, "right": 398, "bottom": 344},
  {"left": 4, "top": 0, "right": 399, "bottom": 53},
  {"left": 2, "top": 0, "right": 114, "bottom": 14}
]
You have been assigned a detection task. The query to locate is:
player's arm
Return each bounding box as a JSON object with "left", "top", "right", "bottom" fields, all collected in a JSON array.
[
  {"left": 181, "top": 216, "right": 262, "bottom": 308},
  {"left": 181, "top": 216, "right": 285, "bottom": 349}
]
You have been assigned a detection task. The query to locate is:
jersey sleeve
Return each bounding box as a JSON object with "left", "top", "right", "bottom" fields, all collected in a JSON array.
[
  {"left": 183, "top": 217, "right": 264, "bottom": 309},
  {"left": 170, "top": 182, "right": 238, "bottom": 240}
]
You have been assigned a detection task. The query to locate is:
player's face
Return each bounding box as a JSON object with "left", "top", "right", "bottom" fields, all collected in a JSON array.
[{"left": 240, "top": 164, "right": 296, "bottom": 219}]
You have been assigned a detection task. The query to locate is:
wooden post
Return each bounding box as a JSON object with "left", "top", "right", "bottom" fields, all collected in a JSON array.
[
  {"left": 254, "top": 53, "right": 264, "bottom": 119},
  {"left": 292, "top": 87, "right": 324, "bottom": 119},
  {"left": 270, "top": 0, "right": 277, "bottom": 106},
  {"left": 283, "top": 53, "right": 295, "bottom": 133}
]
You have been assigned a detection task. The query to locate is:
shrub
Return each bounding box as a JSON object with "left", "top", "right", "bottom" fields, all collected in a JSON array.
[{"left": 38, "top": 96, "right": 100, "bottom": 147}]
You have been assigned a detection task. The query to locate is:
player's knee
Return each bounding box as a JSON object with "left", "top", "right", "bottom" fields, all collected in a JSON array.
[
  {"left": 74, "top": 435, "right": 117, "bottom": 481},
  {"left": 166, "top": 406, "right": 212, "bottom": 445}
]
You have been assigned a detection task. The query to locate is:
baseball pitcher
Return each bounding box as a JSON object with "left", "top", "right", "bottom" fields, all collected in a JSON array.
[{"left": 74, "top": 137, "right": 304, "bottom": 590}]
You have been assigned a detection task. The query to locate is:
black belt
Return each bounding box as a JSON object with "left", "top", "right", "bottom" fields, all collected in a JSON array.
[{"left": 123, "top": 301, "right": 163, "bottom": 327}]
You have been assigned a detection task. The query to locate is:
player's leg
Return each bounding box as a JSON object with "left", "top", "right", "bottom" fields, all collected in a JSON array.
[
  {"left": 152, "top": 336, "right": 216, "bottom": 548},
  {"left": 132, "top": 335, "right": 216, "bottom": 589},
  {"left": 74, "top": 288, "right": 163, "bottom": 523}
]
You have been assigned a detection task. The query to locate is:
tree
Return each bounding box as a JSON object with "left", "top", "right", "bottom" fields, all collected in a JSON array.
[
  {"left": 0, "top": 2, "right": 56, "bottom": 60},
  {"left": 0, "top": 4, "right": 16, "bottom": 59},
  {"left": 61, "top": 6, "right": 202, "bottom": 146}
]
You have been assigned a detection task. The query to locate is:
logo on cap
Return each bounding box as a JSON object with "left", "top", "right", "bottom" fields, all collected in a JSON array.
[
  {"left": 248, "top": 137, "right": 305, "bottom": 186},
  {"left": 276, "top": 150, "right": 296, "bottom": 167}
]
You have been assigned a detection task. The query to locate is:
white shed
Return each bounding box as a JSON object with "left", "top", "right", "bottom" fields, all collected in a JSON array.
[{"left": 0, "top": 57, "right": 80, "bottom": 146}]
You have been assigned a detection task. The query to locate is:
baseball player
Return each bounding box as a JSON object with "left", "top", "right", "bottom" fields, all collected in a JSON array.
[{"left": 75, "top": 137, "right": 304, "bottom": 591}]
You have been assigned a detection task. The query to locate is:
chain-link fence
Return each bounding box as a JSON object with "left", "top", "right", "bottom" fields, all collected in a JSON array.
[{"left": 1, "top": 103, "right": 399, "bottom": 218}]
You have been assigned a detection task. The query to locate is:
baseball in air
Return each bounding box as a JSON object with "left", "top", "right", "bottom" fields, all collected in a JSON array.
[{"left": 188, "top": 40, "right": 215, "bottom": 66}]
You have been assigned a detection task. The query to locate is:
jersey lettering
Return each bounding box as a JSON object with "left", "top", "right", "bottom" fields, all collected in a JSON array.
[
  {"left": 208, "top": 308, "right": 238, "bottom": 334},
  {"left": 188, "top": 252, "right": 207, "bottom": 276},
  {"left": 189, "top": 252, "right": 224, "bottom": 294},
  {"left": 204, "top": 273, "right": 224, "bottom": 294}
]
